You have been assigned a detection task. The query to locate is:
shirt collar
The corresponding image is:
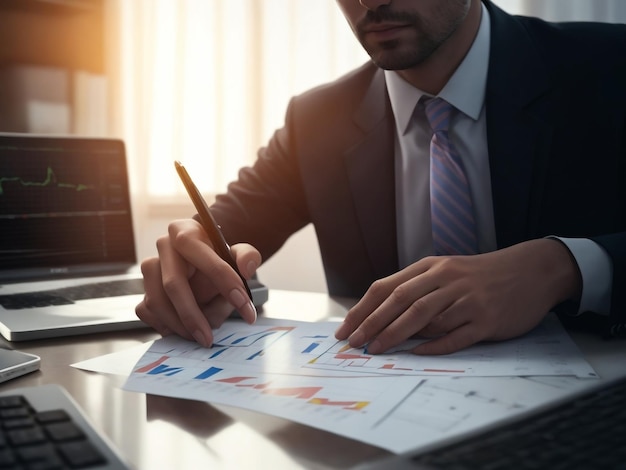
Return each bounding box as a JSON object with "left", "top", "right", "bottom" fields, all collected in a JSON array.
[{"left": 385, "top": 2, "right": 491, "bottom": 135}]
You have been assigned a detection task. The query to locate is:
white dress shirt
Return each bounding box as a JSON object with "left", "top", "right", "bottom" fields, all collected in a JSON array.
[{"left": 386, "top": 3, "right": 612, "bottom": 315}]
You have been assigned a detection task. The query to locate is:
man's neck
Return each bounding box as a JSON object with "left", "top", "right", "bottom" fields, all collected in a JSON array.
[{"left": 397, "top": 0, "right": 483, "bottom": 95}]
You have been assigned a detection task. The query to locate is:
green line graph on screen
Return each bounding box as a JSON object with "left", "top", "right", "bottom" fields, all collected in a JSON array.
[{"left": 0, "top": 167, "right": 95, "bottom": 196}]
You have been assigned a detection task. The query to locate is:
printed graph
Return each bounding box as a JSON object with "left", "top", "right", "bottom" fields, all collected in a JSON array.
[
  {"left": 132, "top": 353, "right": 375, "bottom": 413},
  {"left": 307, "top": 342, "right": 468, "bottom": 375},
  {"left": 305, "top": 314, "right": 598, "bottom": 378},
  {"left": 126, "top": 322, "right": 423, "bottom": 424},
  {"left": 146, "top": 325, "right": 337, "bottom": 371}
]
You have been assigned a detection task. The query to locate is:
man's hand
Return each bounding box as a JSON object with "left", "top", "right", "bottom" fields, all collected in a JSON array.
[
  {"left": 335, "top": 239, "right": 582, "bottom": 355},
  {"left": 135, "top": 218, "right": 261, "bottom": 347}
]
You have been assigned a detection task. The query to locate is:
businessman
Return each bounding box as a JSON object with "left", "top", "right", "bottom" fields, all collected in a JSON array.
[{"left": 136, "top": 0, "right": 626, "bottom": 355}]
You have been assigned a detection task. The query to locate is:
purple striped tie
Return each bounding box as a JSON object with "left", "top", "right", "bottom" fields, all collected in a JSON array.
[{"left": 424, "top": 98, "right": 478, "bottom": 255}]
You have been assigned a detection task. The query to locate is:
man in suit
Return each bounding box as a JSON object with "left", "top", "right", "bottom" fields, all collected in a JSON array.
[{"left": 137, "top": 0, "right": 626, "bottom": 355}]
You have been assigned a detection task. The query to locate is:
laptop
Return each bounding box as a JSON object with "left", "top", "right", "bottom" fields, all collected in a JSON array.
[
  {"left": 0, "top": 133, "right": 150, "bottom": 341},
  {"left": 0, "top": 133, "right": 268, "bottom": 341}
]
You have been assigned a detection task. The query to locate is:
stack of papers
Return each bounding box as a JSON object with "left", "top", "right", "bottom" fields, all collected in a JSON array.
[{"left": 74, "top": 313, "right": 598, "bottom": 454}]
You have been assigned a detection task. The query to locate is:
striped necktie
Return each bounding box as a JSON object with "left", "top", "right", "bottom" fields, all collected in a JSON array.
[{"left": 424, "top": 98, "right": 478, "bottom": 255}]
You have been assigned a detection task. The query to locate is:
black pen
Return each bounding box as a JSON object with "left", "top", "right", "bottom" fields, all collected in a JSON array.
[{"left": 174, "top": 160, "right": 254, "bottom": 302}]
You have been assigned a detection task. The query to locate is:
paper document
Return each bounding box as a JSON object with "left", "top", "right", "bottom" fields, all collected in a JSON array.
[
  {"left": 125, "top": 314, "right": 596, "bottom": 381},
  {"left": 305, "top": 314, "right": 597, "bottom": 378},
  {"left": 74, "top": 314, "right": 599, "bottom": 454}
]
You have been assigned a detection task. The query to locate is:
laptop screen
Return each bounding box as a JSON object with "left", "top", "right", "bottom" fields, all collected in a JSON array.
[{"left": 0, "top": 134, "right": 137, "bottom": 281}]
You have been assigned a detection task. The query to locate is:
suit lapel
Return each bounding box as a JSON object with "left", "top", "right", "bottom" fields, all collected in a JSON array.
[
  {"left": 344, "top": 68, "right": 399, "bottom": 279},
  {"left": 485, "top": 2, "right": 556, "bottom": 248}
]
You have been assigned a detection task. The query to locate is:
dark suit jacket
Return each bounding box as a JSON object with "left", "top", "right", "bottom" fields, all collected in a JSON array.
[{"left": 212, "top": 1, "right": 626, "bottom": 336}]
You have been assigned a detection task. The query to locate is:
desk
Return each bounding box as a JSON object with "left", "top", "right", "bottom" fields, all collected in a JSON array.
[{"left": 0, "top": 290, "right": 624, "bottom": 470}]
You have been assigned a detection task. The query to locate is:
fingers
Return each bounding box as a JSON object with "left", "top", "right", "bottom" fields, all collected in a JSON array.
[
  {"left": 158, "top": 229, "right": 217, "bottom": 346},
  {"left": 333, "top": 255, "right": 497, "bottom": 356},
  {"left": 136, "top": 233, "right": 214, "bottom": 344},
  {"left": 198, "top": 295, "right": 240, "bottom": 329},
  {"left": 418, "top": 302, "right": 470, "bottom": 338},
  {"left": 136, "top": 257, "right": 188, "bottom": 338},
  {"left": 137, "top": 219, "right": 263, "bottom": 348},
  {"left": 169, "top": 222, "right": 259, "bottom": 326},
  {"left": 412, "top": 323, "right": 482, "bottom": 356},
  {"left": 334, "top": 242, "right": 564, "bottom": 356},
  {"left": 336, "top": 261, "right": 442, "bottom": 353},
  {"left": 338, "top": 286, "right": 485, "bottom": 356},
  {"left": 335, "top": 261, "right": 432, "bottom": 341}
]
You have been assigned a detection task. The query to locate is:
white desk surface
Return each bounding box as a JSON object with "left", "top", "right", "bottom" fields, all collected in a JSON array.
[{"left": 1, "top": 289, "right": 624, "bottom": 469}]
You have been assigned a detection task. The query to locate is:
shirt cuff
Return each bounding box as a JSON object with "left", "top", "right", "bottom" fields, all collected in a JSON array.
[{"left": 552, "top": 237, "right": 613, "bottom": 316}]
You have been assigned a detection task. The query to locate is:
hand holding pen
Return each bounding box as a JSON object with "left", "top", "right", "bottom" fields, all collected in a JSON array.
[
  {"left": 175, "top": 160, "right": 254, "bottom": 302},
  {"left": 168, "top": 162, "right": 256, "bottom": 345}
]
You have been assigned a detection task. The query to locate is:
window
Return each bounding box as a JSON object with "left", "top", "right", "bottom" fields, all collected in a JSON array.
[{"left": 106, "top": 0, "right": 368, "bottom": 206}]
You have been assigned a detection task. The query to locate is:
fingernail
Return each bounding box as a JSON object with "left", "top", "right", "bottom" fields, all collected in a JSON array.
[
  {"left": 229, "top": 289, "right": 246, "bottom": 308},
  {"left": 193, "top": 330, "right": 208, "bottom": 347},
  {"left": 246, "top": 260, "right": 258, "bottom": 277},
  {"left": 230, "top": 289, "right": 257, "bottom": 322},
  {"left": 243, "top": 300, "right": 257, "bottom": 323}
]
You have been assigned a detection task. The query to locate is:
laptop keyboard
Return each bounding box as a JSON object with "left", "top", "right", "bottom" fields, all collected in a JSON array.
[
  {"left": 408, "top": 376, "right": 626, "bottom": 470},
  {"left": 0, "top": 384, "right": 129, "bottom": 469},
  {"left": 0, "top": 279, "right": 144, "bottom": 310}
]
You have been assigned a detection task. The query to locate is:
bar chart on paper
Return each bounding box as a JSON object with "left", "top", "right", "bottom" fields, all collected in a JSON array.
[
  {"left": 87, "top": 315, "right": 600, "bottom": 453},
  {"left": 308, "top": 342, "right": 467, "bottom": 374},
  {"left": 136, "top": 323, "right": 337, "bottom": 372},
  {"left": 305, "top": 314, "right": 598, "bottom": 378},
  {"left": 123, "top": 320, "right": 422, "bottom": 432}
]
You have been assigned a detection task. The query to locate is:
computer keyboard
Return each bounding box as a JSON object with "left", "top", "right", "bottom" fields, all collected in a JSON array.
[
  {"left": 0, "top": 384, "right": 130, "bottom": 469},
  {"left": 359, "top": 375, "right": 626, "bottom": 470},
  {"left": 0, "top": 279, "right": 145, "bottom": 310}
]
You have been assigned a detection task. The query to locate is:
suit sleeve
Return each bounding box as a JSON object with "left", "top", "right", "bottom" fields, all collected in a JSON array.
[{"left": 209, "top": 97, "right": 312, "bottom": 263}]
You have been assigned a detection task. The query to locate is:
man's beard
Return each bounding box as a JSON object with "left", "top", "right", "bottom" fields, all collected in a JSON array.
[
  {"left": 355, "top": 4, "right": 467, "bottom": 71},
  {"left": 362, "top": 34, "right": 444, "bottom": 71}
]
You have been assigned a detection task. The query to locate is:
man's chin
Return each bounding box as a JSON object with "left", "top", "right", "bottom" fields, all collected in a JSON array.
[
  {"left": 366, "top": 42, "right": 437, "bottom": 71},
  {"left": 370, "top": 54, "right": 427, "bottom": 71}
]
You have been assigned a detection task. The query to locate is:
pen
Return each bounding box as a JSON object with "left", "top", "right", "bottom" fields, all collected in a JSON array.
[{"left": 174, "top": 160, "right": 254, "bottom": 302}]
